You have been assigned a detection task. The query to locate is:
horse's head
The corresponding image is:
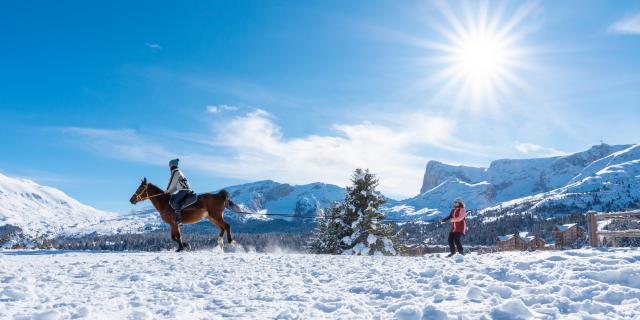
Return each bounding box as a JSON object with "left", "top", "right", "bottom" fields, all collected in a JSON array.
[{"left": 129, "top": 177, "right": 149, "bottom": 205}]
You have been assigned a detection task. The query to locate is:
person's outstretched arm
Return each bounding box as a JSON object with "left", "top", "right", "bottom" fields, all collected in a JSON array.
[{"left": 441, "top": 209, "right": 454, "bottom": 222}]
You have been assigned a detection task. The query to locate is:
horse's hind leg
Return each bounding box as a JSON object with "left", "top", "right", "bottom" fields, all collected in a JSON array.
[
  {"left": 207, "top": 217, "right": 225, "bottom": 249},
  {"left": 224, "top": 221, "right": 233, "bottom": 244}
]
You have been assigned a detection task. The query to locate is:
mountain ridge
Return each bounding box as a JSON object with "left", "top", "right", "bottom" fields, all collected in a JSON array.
[
  {"left": 2, "top": 143, "right": 638, "bottom": 242},
  {"left": 390, "top": 143, "right": 639, "bottom": 220}
]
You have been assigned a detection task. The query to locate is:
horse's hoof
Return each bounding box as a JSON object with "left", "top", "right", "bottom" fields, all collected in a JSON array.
[{"left": 176, "top": 247, "right": 183, "bottom": 252}]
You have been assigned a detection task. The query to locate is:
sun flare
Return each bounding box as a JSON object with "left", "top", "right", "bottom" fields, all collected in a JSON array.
[{"left": 430, "top": 2, "right": 536, "bottom": 110}]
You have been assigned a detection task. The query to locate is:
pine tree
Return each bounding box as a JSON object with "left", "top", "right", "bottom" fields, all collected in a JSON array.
[
  {"left": 311, "top": 168, "right": 399, "bottom": 255},
  {"left": 339, "top": 168, "right": 398, "bottom": 255},
  {"left": 310, "top": 203, "right": 346, "bottom": 254}
]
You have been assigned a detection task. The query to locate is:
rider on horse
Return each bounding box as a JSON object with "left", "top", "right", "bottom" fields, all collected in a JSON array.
[{"left": 166, "top": 158, "right": 195, "bottom": 224}]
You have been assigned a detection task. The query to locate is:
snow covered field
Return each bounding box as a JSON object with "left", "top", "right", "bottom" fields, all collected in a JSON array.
[{"left": 1, "top": 249, "right": 639, "bottom": 319}]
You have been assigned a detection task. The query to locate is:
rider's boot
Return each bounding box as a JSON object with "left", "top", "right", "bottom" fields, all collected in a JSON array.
[{"left": 174, "top": 209, "right": 182, "bottom": 225}]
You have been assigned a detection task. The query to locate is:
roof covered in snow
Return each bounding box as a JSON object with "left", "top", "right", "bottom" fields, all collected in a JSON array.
[
  {"left": 498, "top": 234, "right": 515, "bottom": 241},
  {"left": 556, "top": 223, "right": 577, "bottom": 231}
]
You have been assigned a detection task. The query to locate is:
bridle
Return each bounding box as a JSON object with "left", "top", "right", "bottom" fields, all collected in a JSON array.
[{"left": 133, "top": 183, "right": 164, "bottom": 203}]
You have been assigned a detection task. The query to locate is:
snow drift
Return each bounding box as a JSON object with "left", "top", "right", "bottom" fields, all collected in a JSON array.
[{"left": 0, "top": 248, "right": 638, "bottom": 319}]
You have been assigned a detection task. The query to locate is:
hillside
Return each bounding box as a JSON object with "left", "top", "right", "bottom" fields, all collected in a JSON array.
[
  {"left": 223, "top": 180, "right": 345, "bottom": 220},
  {"left": 478, "top": 144, "right": 640, "bottom": 219},
  {"left": 0, "top": 172, "right": 158, "bottom": 245}
]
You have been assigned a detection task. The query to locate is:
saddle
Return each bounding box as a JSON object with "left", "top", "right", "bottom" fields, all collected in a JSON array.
[{"left": 170, "top": 192, "right": 200, "bottom": 211}]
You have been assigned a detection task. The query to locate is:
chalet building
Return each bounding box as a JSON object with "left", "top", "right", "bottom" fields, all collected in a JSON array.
[
  {"left": 403, "top": 244, "right": 429, "bottom": 256},
  {"left": 496, "top": 234, "right": 526, "bottom": 251},
  {"left": 497, "top": 232, "right": 546, "bottom": 251},
  {"left": 553, "top": 223, "right": 585, "bottom": 249},
  {"left": 522, "top": 234, "right": 546, "bottom": 250}
]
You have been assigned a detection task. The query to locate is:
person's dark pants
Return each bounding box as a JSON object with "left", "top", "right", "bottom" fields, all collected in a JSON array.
[
  {"left": 448, "top": 232, "right": 464, "bottom": 255},
  {"left": 170, "top": 190, "right": 191, "bottom": 211}
]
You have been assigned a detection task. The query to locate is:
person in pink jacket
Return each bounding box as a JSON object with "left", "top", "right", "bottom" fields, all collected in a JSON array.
[{"left": 440, "top": 198, "right": 467, "bottom": 257}]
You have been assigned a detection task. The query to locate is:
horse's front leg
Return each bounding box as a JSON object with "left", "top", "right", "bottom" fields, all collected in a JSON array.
[{"left": 171, "top": 224, "right": 186, "bottom": 252}]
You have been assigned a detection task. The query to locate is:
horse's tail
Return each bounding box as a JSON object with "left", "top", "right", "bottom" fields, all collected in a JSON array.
[
  {"left": 218, "top": 189, "right": 230, "bottom": 201},
  {"left": 227, "top": 199, "right": 238, "bottom": 210}
]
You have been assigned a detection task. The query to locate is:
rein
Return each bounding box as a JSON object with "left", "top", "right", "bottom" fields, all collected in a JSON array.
[{"left": 134, "top": 184, "right": 164, "bottom": 202}]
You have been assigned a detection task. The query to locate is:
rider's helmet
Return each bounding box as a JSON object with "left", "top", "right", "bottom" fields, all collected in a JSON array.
[{"left": 169, "top": 158, "right": 179, "bottom": 168}]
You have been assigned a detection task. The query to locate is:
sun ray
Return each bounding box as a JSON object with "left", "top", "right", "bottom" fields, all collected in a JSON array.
[{"left": 426, "top": 1, "right": 536, "bottom": 110}]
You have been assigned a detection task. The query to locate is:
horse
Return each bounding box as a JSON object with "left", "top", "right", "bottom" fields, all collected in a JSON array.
[{"left": 129, "top": 178, "right": 239, "bottom": 252}]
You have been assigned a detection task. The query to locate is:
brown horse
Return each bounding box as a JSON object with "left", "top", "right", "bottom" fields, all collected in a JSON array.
[{"left": 129, "top": 178, "right": 239, "bottom": 252}]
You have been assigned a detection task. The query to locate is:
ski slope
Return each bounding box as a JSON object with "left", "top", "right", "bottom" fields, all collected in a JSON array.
[{"left": 1, "top": 249, "right": 639, "bottom": 319}]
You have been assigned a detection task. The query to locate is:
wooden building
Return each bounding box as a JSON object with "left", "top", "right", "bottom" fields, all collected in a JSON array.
[
  {"left": 496, "top": 234, "right": 526, "bottom": 251},
  {"left": 523, "top": 234, "right": 546, "bottom": 250},
  {"left": 553, "top": 223, "right": 585, "bottom": 249},
  {"left": 497, "top": 232, "right": 546, "bottom": 251},
  {"left": 402, "top": 244, "right": 429, "bottom": 256}
]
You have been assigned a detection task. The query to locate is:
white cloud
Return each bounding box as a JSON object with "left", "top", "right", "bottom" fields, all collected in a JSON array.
[
  {"left": 62, "top": 110, "right": 463, "bottom": 198},
  {"left": 200, "top": 109, "right": 458, "bottom": 197},
  {"left": 206, "top": 104, "right": 239, "bottom": 113},
  {"left": 146, "top": 43, "right": 162, "bottom": 50},
  {"left": 609, "top": 13, "right": 640, "bottom": 34},
  {"left": 514, "top": 142, "right": 566, "bottom": 157}
]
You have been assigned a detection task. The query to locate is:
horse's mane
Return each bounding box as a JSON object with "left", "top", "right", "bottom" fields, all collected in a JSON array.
[{"left": 147, "top": 183, "right": 164, "bottom": 194}]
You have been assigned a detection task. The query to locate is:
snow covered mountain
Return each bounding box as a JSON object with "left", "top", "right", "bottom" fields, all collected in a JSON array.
[
  {"left": 0, "top": 172, "right": 157, "bottom": 243},
  {"left": 387, "top": 143, "right": 640, "bottom": 220},
  {"left": 478, "top": 144, "right": 640, "bottom": 219},
  {"left": 222, "top": 180, "right": 345, "bottom": 220},
  {"left": 4, "top": 143, "right": 637, "bottom": 241}
]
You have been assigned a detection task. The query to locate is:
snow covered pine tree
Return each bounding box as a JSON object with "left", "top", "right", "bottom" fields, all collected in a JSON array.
[
  {"left": 312, "top": 168, "right": 398, "bottom": 255},
  {"left": 310, "top": 203, "right": 347, "bottom": 254}
]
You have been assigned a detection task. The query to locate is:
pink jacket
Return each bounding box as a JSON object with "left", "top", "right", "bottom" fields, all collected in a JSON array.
[{"left": 449, "top": 206, "right": 467, "bottom": 234}]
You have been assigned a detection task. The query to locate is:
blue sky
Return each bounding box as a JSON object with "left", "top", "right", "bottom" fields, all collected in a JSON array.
[{"left": 1, "top": 1, "right": 639, "bottom": 212}]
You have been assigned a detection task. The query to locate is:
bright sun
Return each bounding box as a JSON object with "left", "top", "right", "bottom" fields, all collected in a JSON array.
[
  {"left": 456, "top": 36, "right": 504, "bottom": 82},
  {"left": 430, "top": 1, "right": 535, "bottom": 110}
]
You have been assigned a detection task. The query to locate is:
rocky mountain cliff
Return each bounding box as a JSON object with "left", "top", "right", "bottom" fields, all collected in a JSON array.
[{"left": 387, "top": 144, "right": 640, "bottom": 220}]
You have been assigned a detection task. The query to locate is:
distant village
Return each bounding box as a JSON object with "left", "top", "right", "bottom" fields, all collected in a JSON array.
[
  {"left": 494, "top": 209, "right": 640, "bottom": 251},
  {"left": 496, "top": 223, "right": 584, "bottom": 251},
  {"left": 402, "top": 209, "right": 640, "bottom": 255}
]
